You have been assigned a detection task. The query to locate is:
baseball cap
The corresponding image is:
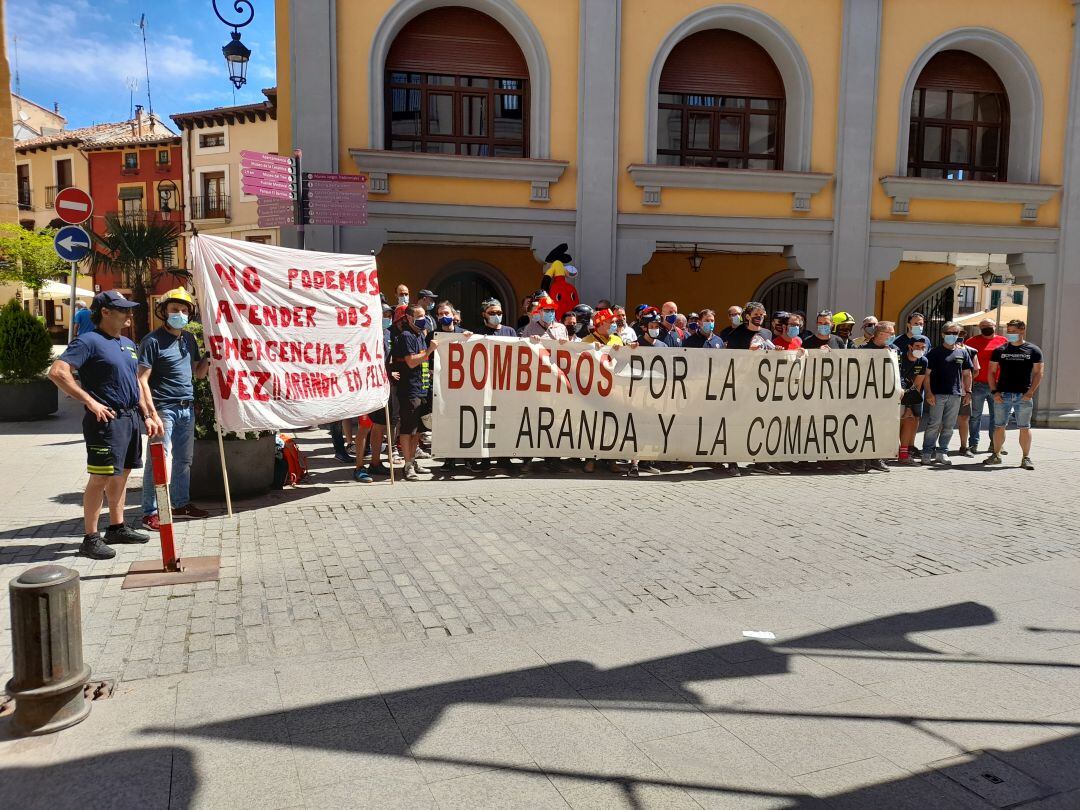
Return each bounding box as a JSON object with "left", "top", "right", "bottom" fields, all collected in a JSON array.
[
  {"left": 418, "top": 288, "right": 437, "bottom": 299},
  {"left": 91, "top": 290, "right": 139, "bottom": 310}
]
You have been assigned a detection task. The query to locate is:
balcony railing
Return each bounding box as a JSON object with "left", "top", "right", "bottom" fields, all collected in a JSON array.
[
  {"left": 44, "top": 184, "right": 72, "bottom": 208},
  {"left": 18, "top": 189, "right": 31, "bottom": 210},
  {"left": 189, "top": 195, "right": 230, "bottom": 220}
]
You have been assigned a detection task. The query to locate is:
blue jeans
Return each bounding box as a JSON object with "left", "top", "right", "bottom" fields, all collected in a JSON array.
[
  {"left": 142, "top": 403, "right": 195, "bottom": 516},
  {"left": 922, "top": 394, "right": 962, "bottom": 455},
  {"left": 969, "top": 381, "right": 995, "bottom": 447}
]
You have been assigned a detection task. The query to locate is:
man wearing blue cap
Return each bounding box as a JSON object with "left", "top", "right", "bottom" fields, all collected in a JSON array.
[{"left": 49, "top": 291, "right": 163, "bottom": 559}]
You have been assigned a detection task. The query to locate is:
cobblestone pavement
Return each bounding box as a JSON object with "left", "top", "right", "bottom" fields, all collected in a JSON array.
[
  {"left": 1, "top": 397, "right": 1079, "bottom": 683},
  {"left": 3, "top": 399, "right": 1080, "bottom": 808}
]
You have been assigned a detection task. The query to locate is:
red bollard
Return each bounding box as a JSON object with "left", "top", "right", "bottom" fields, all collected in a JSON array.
[{"left": 149, "top": 441, "right": 178, "bottom": 572}]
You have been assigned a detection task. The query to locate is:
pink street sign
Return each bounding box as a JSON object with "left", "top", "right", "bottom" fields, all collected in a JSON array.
[
  {"left": 305, "top": 188, "right": 369, "bottom": 202},
  {"left": 242, "top": 159, "right": 294, "bottom": 175},
  {"left": 244, "top": 185, "right": 295, "bottom": 202},
  {"left": 242, "top": 166, "right": 293, "bottom": 183},
  {"left": 304, "top": 180, "right": 367, "bottom": 192},
  {"left": 306, "top": 215, "right": 367, "bottom": 226},
  {"left": 303, "top": 172, "right": 367, "bottom": 183},
  {"left": 241, "top": 150, "right": 293, "bottom": 166}
]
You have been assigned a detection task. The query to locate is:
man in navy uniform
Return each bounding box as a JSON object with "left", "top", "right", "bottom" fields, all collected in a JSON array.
[{"left": 49, "top": 291, "right": 163, "bottom": 559}]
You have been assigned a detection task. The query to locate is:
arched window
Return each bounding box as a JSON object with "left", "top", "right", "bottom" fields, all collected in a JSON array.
[
  {"left": 384, "top": 7, "right": 529, "bottom": 158},
  {"left": 907, "top": 50, "right": 1009, "bottom": 181},
  {"left": 656, "top": 30, "right": 785, "bottom": 169}
]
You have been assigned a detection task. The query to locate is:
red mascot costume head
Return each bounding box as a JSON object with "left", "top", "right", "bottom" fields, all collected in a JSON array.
[{"left": 541, "top": 243, "right": 579, "bottom": 320}]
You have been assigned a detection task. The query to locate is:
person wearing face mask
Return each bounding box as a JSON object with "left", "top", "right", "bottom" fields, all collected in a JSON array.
[
  {"left": 984, "top": 320, "right": 1043, "bottom": 470},
  {"left": 896, "top": 335, "right": 930, "bottom": 465},
  {"left": 561, "top": 311, "right": 581, "bottom": 342},
  {"left": 581, "top": 309, "right": 633, "bottom": 475},
  {"left": 395, "top": 284, "right": 411, "bottom": 308},
  {"left": 832, "top": 312, "right": 857, "bottom": 348},
  {"left": 660, "top": 301, "right": 685, "bottom": 341},
  {"left": 853, "top": 316, "right": 879, "bottom": 347},
  {"left": 719, "top": 305, "right": 743, "bottom": 342},
  {"left": 770, "top": 312, "right": 802, "bottom": 350},
  {"left": 614, "top": 306, "right": 638, "bottom": 346},
  {"left": 722, "top": 302, "right": 773, "bottom": 350},
  {"left": 435, "top": 301, "right": 465, "bottom": 335},
  {"left": 634, "top": 307, "right": 665, "bottom": 347},
  {"left": 417, "top": 288, "right": 437, "bottom": 316},
  {"left": 965, "top": 318, "right": 1007, "bottom": 454},
  {"left": 478, "top": 298, "right": 516, "bottom": 337},
  {"left": 682, "top": 308, "right": 724, "bottom": 349},
  {"left": 893, "top": 312, "right": 926, "bottom": 356},
  {"left": 920, "top": 321, "right": 973, "bottom": 466},
  {"left": 851, "top": 321, "right": 898, "bottom": 472},
  {"left": 801, "top": 310, "right": 846, "bottom": 350},
  {"left": 953, "top": 334, "right": 981, "bottom": 458},
  {"left": 520, "top": 295, "right": 569, "bottom": 341},
  {"left": 137, "top": 288, "right": 211, "bottom": 531},
  {"left": 686, "top": 312, "right": 701, "bottom": 336},
  {"left": 392, "top": 306, "right": 438, "bottom": 481}
]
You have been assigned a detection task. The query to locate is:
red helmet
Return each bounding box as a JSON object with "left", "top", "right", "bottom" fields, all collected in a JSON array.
[
  {"left": 393, "top": 304, "right": 410, "bottom": 322},
  {"left": 593, "top": 308, "right": 617, "bottom": 330}
]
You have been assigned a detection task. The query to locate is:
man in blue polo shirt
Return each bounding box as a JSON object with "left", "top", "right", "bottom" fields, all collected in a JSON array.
[
  {"left": 921, "top": 321, "right": 973, "bottom": 466},
  {"left": 138, "top": 288, "right": 211, "bottom": 531},
  {"left": 49, "top": 291, "right": 163, "bottom": 559}
]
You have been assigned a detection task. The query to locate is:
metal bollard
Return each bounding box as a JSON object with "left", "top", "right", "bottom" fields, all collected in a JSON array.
[{"left": 5, "top": 565, "right": 91, "bottom": 735}]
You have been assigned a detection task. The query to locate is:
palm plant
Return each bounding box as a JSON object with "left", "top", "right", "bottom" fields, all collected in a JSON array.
[{"left": 89, "top": 212, "right": 187, "bottom": 338}]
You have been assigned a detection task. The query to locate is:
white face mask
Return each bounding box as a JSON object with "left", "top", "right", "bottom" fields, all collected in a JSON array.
[
  {"left": 647, "top": 327, "right": 660, "bottom": 339},
  {"left": 912, "top": 349, "right": 926, "bottom": 359}
]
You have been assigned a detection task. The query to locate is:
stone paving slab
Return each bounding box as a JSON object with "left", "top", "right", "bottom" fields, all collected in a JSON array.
[{"left": 3, "top": 560, "right": 1080, "bottom": 808}]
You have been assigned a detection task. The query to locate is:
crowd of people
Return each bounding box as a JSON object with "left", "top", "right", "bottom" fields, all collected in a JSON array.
[
  {"left": 336, "top": 284, "right": 1046, "bottom": 483},
  {"left": 47, "top": 283, "right": 1045, "bottom": 560}
]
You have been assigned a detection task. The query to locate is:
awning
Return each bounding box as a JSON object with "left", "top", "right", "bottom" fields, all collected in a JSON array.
[
  {"left": 118, "top": 186, "right": 144, "bottom": 200},
  {"left": 955, "top": 304, "right": 1028, "bottom": 327},
  {"left": 36, "top": 280, "right": 95, "bottom": 300}
]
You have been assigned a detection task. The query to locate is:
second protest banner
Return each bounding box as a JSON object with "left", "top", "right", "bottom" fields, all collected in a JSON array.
[
  {"left": 190, "top": 234, "right": 389, "bottom": 431},
  {"left": 433, "top": 336, "right": 901, "bottom": 462}
]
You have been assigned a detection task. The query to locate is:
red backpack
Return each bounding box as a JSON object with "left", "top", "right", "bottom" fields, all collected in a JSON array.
[{"left": 279, "top": 434, "right": 309, "bottom": 485}]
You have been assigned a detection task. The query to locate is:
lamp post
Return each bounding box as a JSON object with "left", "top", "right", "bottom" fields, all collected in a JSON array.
[
  {"left": 688, "top": 244, "right": 704, "bottom": 273},
  {"left": 157, "top": 179, "right": 179, "bottom": 218},
  {"left": 212, "top": 1, "right": 254, "bottom": 90},
  {"left": 980, "top": 265, "right": 1012, "bottom": 332}
]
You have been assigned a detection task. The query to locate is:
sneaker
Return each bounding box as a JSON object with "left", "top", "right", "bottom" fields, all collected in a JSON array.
[
  {"left": 910, "top": 447, "right": 922, "bottom": 461},
  {"left": 80, "top": 534, "right": 116, "bottom": 560},
  {"left": 583, "top": 460, "right": 596, "bottom": 474},
  {"left": 141, "top": 513, "right": 161, "bottom": 532},
  {"left": 982, "top": 453, "right": 1003, "bottom": 466},
  {"left": 333, "top": 451, "right": 353, "bottom": 464},
  {"left": 104, "top": 524, "right": 150, "bottom": 545},
  {"left": 414, "top": 447, "right": 432, "bottom": 460},
  {"left": 411, "top": 460, "right": 427, "bottom": 475},
  {"left": 172, "top": 504, "right": 209, "bottom": 518},
  {"left": 920, "top": 452, "right": 935, "bottom": 466},
  {"left": 897, "top": 455, "right": 917, "bottom": 466},
  {"left": 352, "top": 468, "right": 373, "bottom": 483},
  {"left": 935, "top": 452, "right": 952, "bottom": 466},
  {"left": 870, "top": 458, "right": 890, "bottom": 472},
  {"left": 627, "top": 465, "right": 640, "bottom": 477},
  {"left": 639, "top": 462, "right": 661, "bottom": 474},
  {"left": 970, "top": 444, "right": 979, "bottom": 454},
  {"left": 1020, "top": 456, "right": 1035, "bottom": 470},
  {"left": 403, "top": 466, "right": 419, "bottom": 482},
  {"left": 727, "top": 463, "right": 741, "bottom": 477},
  {"left": 1000, "top": 448, "right": 1009, "bottom": 455},
  {"left": 960, "top": 447, "right": 975, "bottom": 458},
  {"left": 367, "top": 464, "right": 390, "bottom": 477}
]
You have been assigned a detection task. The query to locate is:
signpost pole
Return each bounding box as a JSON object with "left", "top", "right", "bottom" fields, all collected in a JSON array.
[
  {"left": 294, "top": 148, "right": 305, "bottom": 251},
  {"left": 67, "top": 261, "right": 77, "bottom": 344}
]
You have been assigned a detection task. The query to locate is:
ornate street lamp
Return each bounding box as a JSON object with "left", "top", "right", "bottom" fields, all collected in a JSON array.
[
  {"left": 688, "top": 244, "right": 704, "bottom": 273},
  {"left": 157, "top": 179, "right": 179, "bottom": 216},
  {"left": 213, "top": 1, "right": 254, "bottom": 90}
]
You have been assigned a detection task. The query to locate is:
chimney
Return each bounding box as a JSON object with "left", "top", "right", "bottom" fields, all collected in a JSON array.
[
  {"left": 134, "top": 104, "right": 144, "bottom": 135},
  {"left": 53, "top": 102, "right": 60, "bottom": 114}
]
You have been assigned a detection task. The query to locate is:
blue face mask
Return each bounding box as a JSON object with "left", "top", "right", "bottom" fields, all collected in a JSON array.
[
  {"left": 688, "top": 322, "right": 700, "bottom": 334},
  {"left": 943, "top": 334, "right": 958, "bottom": 346},
  {"left": 816, "top": 324, "right": 831, "bottom": 337},
  {"left": 787, "top": 325, "right": 800, "bottom": 339},
  {"left": 167, "top": 312, "right": 189, "bottom": 330},
  {"left": 665, "top": 314, "right": 677, "bottom": 326},
  {"left": 542, "top": 310, "right": 556, "bottom": 325},
  {"left": 382, "top": 317, "right": 392, "bottom": 329},
  {"left": 701, "top": 321, "right": 715, "bottom": 334},
  {"left": 486, "top": 313, "right": 503, "bottom": 326},
  {"left": 425, "top": 301, "right": 435, "bottom": 312},
  {"left": 413, "top": 317, "right": 428, "bottom": 331},
  {"left": 885, "top": 335, "right": 896, "bottom": 346},
  {"left": 911, "top": 325, "right": 924, "bottom": 337},
  {"left": 608, "top": 322, "right": 618, "bottom": 335},
  {"left": 438, "top": 316, "right": 455, "bottom": 328},
  {"left": 1007, "top": 332, "right": 1023, "bottom": 344}
]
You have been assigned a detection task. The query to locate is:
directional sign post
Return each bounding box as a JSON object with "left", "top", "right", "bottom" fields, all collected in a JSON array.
[
  {"left": 54, "top": 224, "right": 92, "bottom": 344},
  {"left": 53, "top": 187, "right": 93, "bottom": 225}
]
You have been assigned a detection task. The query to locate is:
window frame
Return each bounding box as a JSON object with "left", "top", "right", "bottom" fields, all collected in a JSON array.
[
  {"left": 655, "top": 93, "right": 785, "bottom": 170},
  {"left": 198, "top": 132, "right": 226, "bottom": 149},
  {"left": 384, "top": 72, "right": 529, "bottom": 158},
  {"left": 122, "top": 151, "right": 139, "bottom": 171},
  {"left": 907, "top": 86, "right": 1010, "bottom": 181}
]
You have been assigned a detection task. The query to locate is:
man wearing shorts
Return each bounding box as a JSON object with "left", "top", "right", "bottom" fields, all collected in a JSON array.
[
  {"left": 896, "top": 335, "right": 929, "bottom": 464},
  {"left": 392, "top": 306, "right": 437, "bottom": 481},
  {"left": 48, "top": 291, "right": 162, "bottom": 559},
  {"left": 984, "top": 319, "right": 1044, "bottom": 469}
]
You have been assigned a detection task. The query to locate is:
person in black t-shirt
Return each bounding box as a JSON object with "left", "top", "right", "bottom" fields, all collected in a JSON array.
[
  {"left": 894, "top": 335, "right": 929, "bottom": 464},
  {"left": 722, "top": 301, "right": 773, "bottom": 349},
  {"left": 392, "top": 306, "right": 436, "bottom": 481},
  {"left": 49, "top": 291, "right": 162, "bottom": 559},
  {"left": 802, "top": 310, "right": 846, "bottom": 350},
  {"left": 984, "top": 319, "right": 1044, "bottom": 469}
]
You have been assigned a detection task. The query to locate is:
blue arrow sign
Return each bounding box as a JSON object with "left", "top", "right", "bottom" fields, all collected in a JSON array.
[{"left": 54, "top": 225, "right": 92, "bottom": 262}]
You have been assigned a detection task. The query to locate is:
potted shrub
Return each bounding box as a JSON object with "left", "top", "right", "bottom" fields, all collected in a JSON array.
[
  {"left": 0, "top": 299, "right": 59, "bottom": 419},
  {"left": 186, "top": 322, "right": 275, "bottom": 499}
]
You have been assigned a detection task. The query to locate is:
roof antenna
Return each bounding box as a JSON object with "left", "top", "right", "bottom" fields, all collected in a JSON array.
[
  {"left": 125, "top": 77, "right": 139, "bottom": 120},
  {"left": 12, "top": 34, "right": 20, "bottom": 99},
  {"left": 139, "top": 14, "right": 155, "bottom": 129}
]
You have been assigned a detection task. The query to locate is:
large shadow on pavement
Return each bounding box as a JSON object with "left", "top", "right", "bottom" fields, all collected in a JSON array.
[{"left": 159, "top": 602, "right": 1080, "bottom": 805}]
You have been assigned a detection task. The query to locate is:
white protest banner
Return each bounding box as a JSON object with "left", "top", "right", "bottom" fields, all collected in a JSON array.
[
  {"left": 432, "top": 336, "right": 901, "bottom": 462},
  {"left": 190, "top": 234, "right": 389, "bottom": 431}
]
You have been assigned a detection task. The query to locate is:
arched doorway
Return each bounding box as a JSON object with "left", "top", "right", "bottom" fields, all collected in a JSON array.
[
  {"left": 429, "top": 260, "right": 515, "bottom": 331},
  {"left": 757, "top": 276, "right": 808, "bottom": 315},
  {"left": 901, "top": 281, "right": 955, "bottom": 346}
]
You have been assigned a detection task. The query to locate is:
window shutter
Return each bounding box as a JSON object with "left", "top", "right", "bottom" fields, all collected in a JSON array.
[
  {"left": 386, "top": 8, "right": 527, "bottom": 78},
  {"left": 118, "top": 187, "right": 144, "bottom": 200},
  {"left": 659, "top": 30, "right": 784, "bottom": 98},
  {"left": 916, "top": 50, "right": 1005, "bottom": 93}
]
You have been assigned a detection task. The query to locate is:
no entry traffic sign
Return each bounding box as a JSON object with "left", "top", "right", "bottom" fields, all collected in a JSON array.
[{"left": 53, "top": 187, "right": 93, "bottom": 225}]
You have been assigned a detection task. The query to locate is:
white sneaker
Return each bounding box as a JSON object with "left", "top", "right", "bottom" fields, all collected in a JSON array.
[{"left": 936, "top": 452, "right": 952, "bottom": 466}]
